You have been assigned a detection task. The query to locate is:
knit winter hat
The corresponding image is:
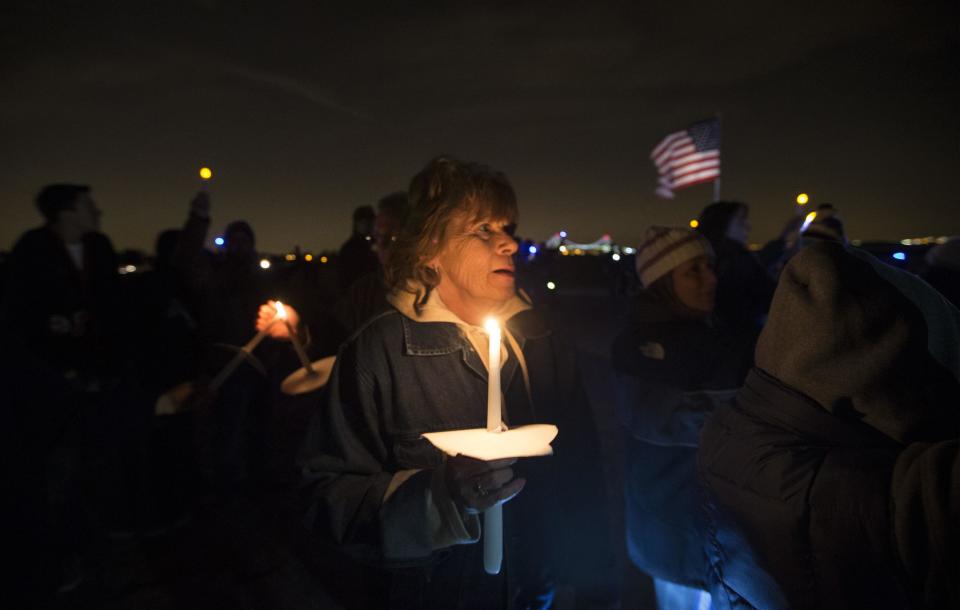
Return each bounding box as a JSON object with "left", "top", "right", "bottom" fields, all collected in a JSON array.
[
  {"left": 755, "top": 241, "right": 960, "bottom": 443},
  {"left": 635, "top": 226, "right": 714, "bottom": 288}
]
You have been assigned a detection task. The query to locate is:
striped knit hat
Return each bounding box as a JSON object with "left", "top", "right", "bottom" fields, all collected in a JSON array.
[{"left": 635, "top": 226, "right": 714, "bottom": 288}]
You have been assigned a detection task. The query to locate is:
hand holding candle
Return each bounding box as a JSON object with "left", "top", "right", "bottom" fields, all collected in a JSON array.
[{"left": 256, "top": 300, "right": 301, "bottom": 340}]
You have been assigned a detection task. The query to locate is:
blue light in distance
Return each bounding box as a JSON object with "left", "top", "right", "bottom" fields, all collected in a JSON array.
[
  {"left": 559, "top": 230, "right": 567, "bottom": 238},
  {"left": 214, "top": 236, "right": 225, "bottom": 247},
  {"left": 528, "top": 245, "right": 538, "bottom": 255},
  {"left": 892, "top": 251, "right": 907, "bottom": 261}
]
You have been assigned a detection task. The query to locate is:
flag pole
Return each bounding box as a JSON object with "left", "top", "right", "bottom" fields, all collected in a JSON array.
[{"left": 713, "top": 112, "right": 722, "bottom": 201}]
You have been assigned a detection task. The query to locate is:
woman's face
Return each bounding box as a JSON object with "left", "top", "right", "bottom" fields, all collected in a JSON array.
[
  {"left": 429, "top": 210, "right": 518, "bottom": 324},
  {"left": 726, "top": 208, "right": 751, "bottom": 245},
  {"left": 671, "top": 255, "right": 717, "bottom": 314}
]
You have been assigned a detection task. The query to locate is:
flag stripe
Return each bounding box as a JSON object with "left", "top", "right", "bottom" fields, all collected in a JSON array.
[{"left": 650, "top": 118, "right": 720, "bottom": 199}]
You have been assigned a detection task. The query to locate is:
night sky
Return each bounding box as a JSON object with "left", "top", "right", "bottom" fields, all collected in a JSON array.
[{"left": 2, "top": 1, "right": 957, "bottom": 254}]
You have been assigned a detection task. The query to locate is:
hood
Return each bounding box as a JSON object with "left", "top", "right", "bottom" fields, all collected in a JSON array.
[
  {"left": 387, "top": 283, "right": 532, "bottom": 375},
  {"left": 755, "top": 241, "right": 960, "bottom": 444}
]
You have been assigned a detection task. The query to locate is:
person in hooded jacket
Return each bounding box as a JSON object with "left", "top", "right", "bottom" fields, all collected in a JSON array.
[
  {"left": 612, "top": 226, "right": 755, "bottom": 610},
  {"left": 697, "top": 240, "right": 960, "bottom": 610},
  {"left": 299, "top": 157, "right": 615, "bottom": 609}
]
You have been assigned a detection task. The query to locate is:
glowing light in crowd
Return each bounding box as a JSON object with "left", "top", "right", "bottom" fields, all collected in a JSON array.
[
  {"left": 528, "top": 245, "right": 538, "bottom": 255},
  {"left": 612, "top": 253, "right": 621, "bottom": 261},
  {"left": 689, "top": 219, "right": 699, "bottom": 229},
  {"left": 320, "top": 256, "right": 328, "bottom": 264},
  {"left": 546, "top": 281, "right": 556, "bottom": 290},
  {"left": 801, "top": 211, "right": 817, "bottom": 232},
  {"left": 796, "top": 193, "right": 809, "bottom": 205},
  {"left": 214, "top": 236, "right": 225, "bottom": 246},
  {"left": 892, "top": 252, "right": 907, "bottom": 261},
  {"left": 199, "top": 167, "right": 213, "bottom": 180},
  {"left": 260, "top": 259, "right": 272, "bottom": 269},
  {"left": 304, "top": 254, "right": 313, "bottom": 262},
  {"left": 623, "top": 247, "right": 636, "bottom": 255},
  {"left": 559, "top": 230, "right": 567, "bottom": 238},
  {"left": 285, "top": 253, "right": 296, "bottom": 261},
  {"left": 559, "top": 245, "right": 568, "bottom": 254}
]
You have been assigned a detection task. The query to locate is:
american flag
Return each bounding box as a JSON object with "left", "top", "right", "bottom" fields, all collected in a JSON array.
[{"left": 651, "top": 118, "right": 720, "bottom": 199}]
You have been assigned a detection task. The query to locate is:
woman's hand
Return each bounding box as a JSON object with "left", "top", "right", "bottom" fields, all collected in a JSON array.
[
  {"left": 255, "top": 300, "right": 301, "bottom": 340},
  {"left": 444, "top": 454, "right": 526, "bottom": 514}
]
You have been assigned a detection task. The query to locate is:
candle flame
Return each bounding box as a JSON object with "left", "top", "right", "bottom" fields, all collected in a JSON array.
[
  {"left": 801, "top": 211, "right": 817, "bottom": 232},
  {"left": 275, "top": 300, "right": 288, "bottom": 320},
  {"left": 483, "top": 317, "right": 499, "bottom": 334}
]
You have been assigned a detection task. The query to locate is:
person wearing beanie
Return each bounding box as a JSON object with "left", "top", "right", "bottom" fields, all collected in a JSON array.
[
  {"left": 695, "top": 201, "right": 801, "bottom": 331},
  {"left": 698, "top": 240, "right": 960, "bottom": 609},
  {"left": 613, "top": 226, "right": 757, "bottom": 610}
]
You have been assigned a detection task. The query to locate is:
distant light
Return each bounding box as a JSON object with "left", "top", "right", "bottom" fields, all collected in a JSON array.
[
  {"left": 612, "top": 253, "right": 621, "bottom": 261},
  {"left": 214, "top": 236, "right": 225, "bottom": 247},
  {"left": 892, "top": 252, "right": 907, "bottom": 261},
  {"left": 900, "top": 239, "right": 912, "bottom": 245},
  {"left": 559, "top": 230, "right": 567, "bottom": 238},
  {"left": 320, "top": 256, "right": 328, "bottom": 264},
  {"left": 801, "top": 211, "right": 817, "bottom": 232},
  {"left": 285, "top": 253, "right": 296, "bottom": 261},
  {"left": 528, "top": 245, "right": 538, "bottom": 255},
  {"left": 546, "top": 281, "right": 556, "bottom": 290},
  {"left": 199, "top": 167, "right": 213, "bottom": 180},
  {"left": 124, "top": 264, "right": 136, "bottom": 273},
  {"left": 623, "top": 247, "right": 636, "bottom": 255},
  {"left": 796, "top": 193, "right": 809, "bottom": 205},
  {"left": 260, "top": 259, "right": 272, "bottom": 269},
  {"left": 559, "top": 245, "right": 568, "bottom": 253},
  {"left": 304, "top": 253, "right": 314, "bottom": 262},
  {"left": 573, "top": 248, "right": 583, "bottom": 255},
  {"left": 365, "top": 236, "right": 372, "bottom": 241},
  {"left": 689, "top": 219, "right": 699, "bottom": 229}
]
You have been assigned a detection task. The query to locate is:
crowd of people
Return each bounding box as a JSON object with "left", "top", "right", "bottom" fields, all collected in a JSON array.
[{"left": 1, "top": 157, "right": 958, "bottom": 609}]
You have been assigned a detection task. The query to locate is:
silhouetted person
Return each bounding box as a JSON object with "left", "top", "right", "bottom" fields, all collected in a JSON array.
[
  {"left": 922, "top": 236, "right": 960, "bottom": 308},
  {"left": 337, "top": 204, "right": 378, "bottom": 292},
  {"left": 174, "top": 193, "right": 272, "bottom": 496},
  {"left": 696, "top": 201, "right": 799, "bottom": 331},
  {"left": 1, "top": 184, "right": 118, "bottom": 599}
]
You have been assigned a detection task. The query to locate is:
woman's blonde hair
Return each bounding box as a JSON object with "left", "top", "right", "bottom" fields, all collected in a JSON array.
[{"left": 386, "top": 156, "right": 518, "bottom": 306}]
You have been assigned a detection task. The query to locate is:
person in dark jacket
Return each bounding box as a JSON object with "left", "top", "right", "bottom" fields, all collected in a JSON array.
[
  {"left": 922, "top": 236, "right": 960, "bottom": 308},
  {"left": 697, "top": 240, "right": 960, "bottom": 609},
  {"left": 696, "top": 201, "right": 799, "bottom": 331},
  {"left": 613, "top": 226, "right": 755, "bottom": 610},
  {"left": 300, "top": 157, "right": 615, "bottom": 609},
  {"left": 337, "top": 204, "right": 379, "bottom": 291},
  {"left": 1, "top": 184, "right": 119, "bottom": 598}
]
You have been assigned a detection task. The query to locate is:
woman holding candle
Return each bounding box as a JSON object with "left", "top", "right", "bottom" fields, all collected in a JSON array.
[{"left": 300, "top": 157, "right": 614, "bottom": 609}]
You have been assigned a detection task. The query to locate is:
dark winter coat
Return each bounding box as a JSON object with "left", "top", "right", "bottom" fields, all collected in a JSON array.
[
  {"left": 698, "top": 241, "right": 960, "bottom": 609},
  {"left": 300, "top": 305, "right": 614, "bottom": 609},
  {"left": 612, "top": 294, "right": 754, "bottom": 588}
]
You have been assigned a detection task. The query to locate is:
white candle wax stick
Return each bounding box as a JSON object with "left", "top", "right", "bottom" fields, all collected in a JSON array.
[
  {"left": 209, "top": 323, "right": 272, "bottom": 390},
  {"left": 483, "top": 504, "right": 503, "bottom": 575},
  {"left": 484, "top": 318, "right": 502, "bottom": 432},
  {"left": 285, "top": 320, "right": 314, "bottom": 373}
]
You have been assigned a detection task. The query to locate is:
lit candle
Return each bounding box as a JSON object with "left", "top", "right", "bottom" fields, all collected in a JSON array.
[
  {"left": 276, "top": 300, "right": 314, "bottom": 373},
  {"left": 484, "top": 318, "right": 502, "bottom": 433},
  {"left": 482, "top": 317, "right": 504, "bottom": 575}
]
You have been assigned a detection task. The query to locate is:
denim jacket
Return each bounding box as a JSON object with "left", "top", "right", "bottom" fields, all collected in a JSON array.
[{"left": 300, "top": 303, "right": 613, "bottom": 609}]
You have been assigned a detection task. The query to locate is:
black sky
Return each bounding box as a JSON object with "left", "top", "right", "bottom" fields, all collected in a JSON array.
[{"left": 2, "top": 1, "right": 958, "bottom": 253}]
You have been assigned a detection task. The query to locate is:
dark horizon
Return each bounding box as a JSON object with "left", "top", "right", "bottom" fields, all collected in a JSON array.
[{"left": 2, "top": 1, "right": 957, "bottom": 253}]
